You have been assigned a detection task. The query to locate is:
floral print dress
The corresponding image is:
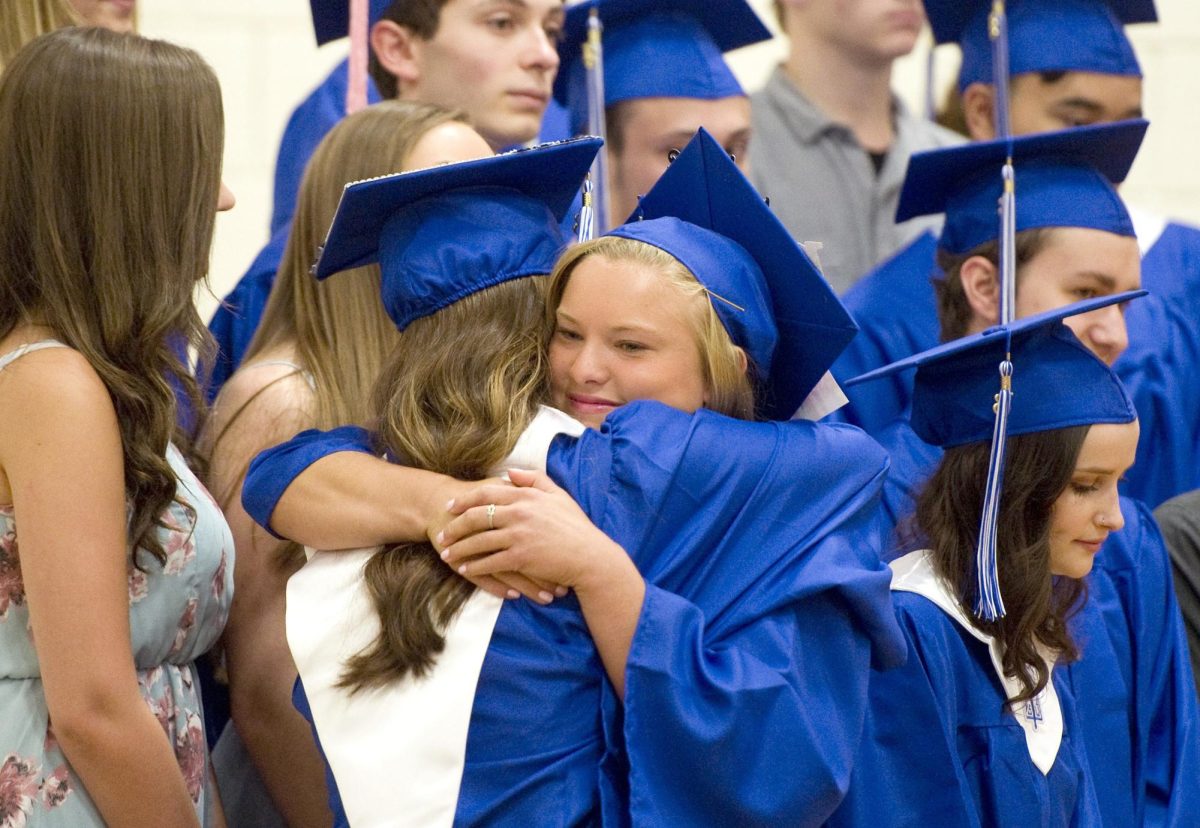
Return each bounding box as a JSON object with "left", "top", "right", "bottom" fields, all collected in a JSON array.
[{"left": 0, "top": 341, "right": 234, "bottom": 827}]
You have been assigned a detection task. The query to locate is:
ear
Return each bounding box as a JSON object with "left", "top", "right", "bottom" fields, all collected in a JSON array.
[
  {"left": 960, "top": 255, "right": 1001, "bottom": 329},
  {"left": 370, "top": 20, "right": 422, "bottom": 89},
  {"left": 734, "top": 346, "right": 749, "bottom": 377},
  {"left": 961, "top": 82, "right": 997, "bottom": 141}
]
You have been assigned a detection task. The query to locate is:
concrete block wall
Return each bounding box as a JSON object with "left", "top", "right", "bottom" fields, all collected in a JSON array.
[{"left": 133, "top": 0, "right": 1198, "bottom": 324}]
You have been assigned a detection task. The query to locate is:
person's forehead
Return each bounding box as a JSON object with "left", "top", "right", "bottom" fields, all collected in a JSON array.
[{"left": 441, "top": 0, "right": 565, "bottom": 16}]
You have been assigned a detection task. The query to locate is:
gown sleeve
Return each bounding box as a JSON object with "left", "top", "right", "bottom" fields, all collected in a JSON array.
[
  {"left": 548, "top": 401, "right": 906, "bottom": 825},
  {"left": 242, "top": 425, "right": 375, "bottom": 537}
]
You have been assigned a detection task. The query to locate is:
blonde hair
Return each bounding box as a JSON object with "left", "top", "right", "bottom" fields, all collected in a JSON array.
[
  {"left": 0, "top": 0, "right": 78, "bottom": 71},
  {"left": 341, "top": 277, "right": 548, "bottom": 689},
  {"left": 243, "top": 101, "right": 470, "bottom": 431},
  {"left": 547, "top": 236, "right": 758, "bottom": 420},
  {"left": 0, "top": 27, "right": 223, "bottom": 564}
]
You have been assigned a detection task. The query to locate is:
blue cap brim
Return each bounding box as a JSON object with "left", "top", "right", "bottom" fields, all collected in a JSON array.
[
  {"left": 630, "top": 128, "right": 857, "bottom": 420},
  {"left": 315, "top": 136, "right": 602, "bottom": 279},
  {"left": 896, "top": 119, "right": 1147, "bottom": 222},
  {"left": 848, "top": 291, "right": 1144, "bottom": 446},
  {"left": 924, "top": 0, "right": 1157, "bottom": 45}
]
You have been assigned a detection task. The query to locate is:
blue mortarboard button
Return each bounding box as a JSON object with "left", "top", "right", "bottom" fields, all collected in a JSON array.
[
  {"left": 896, "top": 119, "right": 1147, "bottom": 254},
  {"left": 315, "top": 137, "right": 602, "bottom": 330},
  {"left": 309, "top": 0, "right": 393, "bottom": 46},
  {"left": 847, "top": 292, "right": 1144, "bottom": 447},
  {"left": 609, "top": 128, "right": 856, "bottom": 422},
  {"left": 923, "top": 0, "right": 1156, "bottom": 88}
]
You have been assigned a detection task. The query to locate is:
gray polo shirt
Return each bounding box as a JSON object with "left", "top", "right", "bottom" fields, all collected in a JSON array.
[
  {"left": 1155, "top": 489, "right": 1200, "bottom": 702},
  {"left": 749, "top": 66, "right": 963, "bottom": 295}
]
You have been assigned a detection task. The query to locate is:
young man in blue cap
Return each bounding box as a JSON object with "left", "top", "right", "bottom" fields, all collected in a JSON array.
[
  {"left": 749, "top": 0, "right": 963, "bottom": 294},
  {"left": 209, "top": 0, "right": 565, "bottom": 397},
  {"left": 555, "top": 0, "right": 771, "bottom": 228},
  {"left": 852, "top": 122, "right": 1200, "bottom": 826}
]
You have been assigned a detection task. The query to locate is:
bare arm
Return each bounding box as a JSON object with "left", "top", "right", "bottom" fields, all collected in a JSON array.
[
  {"left": 0, "top": 350, "right": 198, "bottom": 827},
  {"left": 202, "top": 366, "right": 331, "bottom": 827},
  {"left": 438, "top": 469, "right": 645, "bottom": 697}
]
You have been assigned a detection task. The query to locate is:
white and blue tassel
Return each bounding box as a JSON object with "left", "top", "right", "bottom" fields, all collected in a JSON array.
[{"left": 975, "top": 357, "right": 1013, "bottom": 621}]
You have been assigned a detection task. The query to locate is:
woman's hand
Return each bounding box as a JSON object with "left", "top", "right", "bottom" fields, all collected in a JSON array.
[
  {"left": 429, "top": 475, "right": 567, "bottom": 604},
  {"left": 436, "top": 469, "right": 628, "bottom": 599},
  {"left": 437, "top": 468, "right": 646, "bottom": 698}
]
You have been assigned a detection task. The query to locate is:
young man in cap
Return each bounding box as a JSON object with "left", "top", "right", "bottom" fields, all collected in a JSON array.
[
  {"left": 555, "top": 0, "right": 771, "bottom": 228},
  {"left": 749, "top": 0, "right": 963, "bottom": 294},
  {"left": 210, "top": 0, "right": 565, "bottom": 395}
]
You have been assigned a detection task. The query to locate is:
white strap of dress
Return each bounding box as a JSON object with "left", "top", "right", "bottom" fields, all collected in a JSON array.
[{"left": 0, "top": 339, "right": 68, "bottom": 374}]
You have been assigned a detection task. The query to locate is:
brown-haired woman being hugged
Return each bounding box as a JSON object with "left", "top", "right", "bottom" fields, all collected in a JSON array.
[
  {"left": 201, "top": 100, "right": 491, "bottom": 828},
  {"left": 828, "top": 298, "right": 1142, "bottom": 827},
  {"left": 0, "top": 27, "right": 233, "bottom": 827}
]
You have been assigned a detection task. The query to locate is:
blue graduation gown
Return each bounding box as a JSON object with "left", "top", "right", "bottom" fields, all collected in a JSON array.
[
  {"left": 873, "top": 418, "right": 1200, "bottom": 825},
  {"left": 829, "top": 232, "right": 939, "bottom": 434},
  {"left": 828, "top": 585, "right": 1101, "bottom": 828},
  {"left": 249, "top": 402, "right": 906, "bottom": 825}
]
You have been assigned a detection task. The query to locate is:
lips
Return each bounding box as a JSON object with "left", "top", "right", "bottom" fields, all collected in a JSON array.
[
  {"left": 508, "top": 90, "right": 549, "bottom": 109},
  {"left": 565, "top": 392, "right": 620, "bottom": 417},
  {"left": 1074, "top": 537, "right": 1107, "bottom": 554}
]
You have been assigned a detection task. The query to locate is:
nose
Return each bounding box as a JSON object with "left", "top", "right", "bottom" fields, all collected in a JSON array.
[
  {"left": 1098, "top": 487, "right": 1126, "bottom": 533},
  {"left": 217, "top": 181, "right": 236, "bottom": 212},
  {"left": 524, "top": 26, "right": 560, "bottom": 74},
  {"left": 1086, "top": 305, "right": 1128, "bottom": 365},
  {"left": 567, "top": 340, "right": 608, "bottom": 387}
]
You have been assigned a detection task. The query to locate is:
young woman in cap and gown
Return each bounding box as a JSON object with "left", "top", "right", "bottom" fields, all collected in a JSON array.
[
  {"left": 830, "top": 298, "right": 1147, "bottom": 826},
  {"left": 0, "top": 28, "right": 233, "bottom": 827},
  {"left": 201, "top": 101, "right": 492, "bottom": 828},
  {"left": 861, "top": 121, "right": 1199, "bottom": 826},
  {"left": 246, "top": 129, "right": 905, "bottom": 826}
]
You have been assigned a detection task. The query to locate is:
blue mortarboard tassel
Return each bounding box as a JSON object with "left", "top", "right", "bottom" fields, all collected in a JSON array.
[
  {"left": 989, "top": 2, "right": 1012, "bottom": 140},
  {"left": 975, "top": 354, "right": 1013, "bottom": 621},
  {"left": 583, "top": 8, "right": 610, "bottom": 235},
  {"left": 577, "top": 174, "right": 595, "bottom": 243}
]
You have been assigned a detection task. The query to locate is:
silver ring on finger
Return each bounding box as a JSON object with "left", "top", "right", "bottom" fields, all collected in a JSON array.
[{"left": 486, "top": 503, "right": 496, "bottom": 531}]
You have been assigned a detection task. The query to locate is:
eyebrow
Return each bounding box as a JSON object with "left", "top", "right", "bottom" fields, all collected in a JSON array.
[
  {"left": 1070, "top": 271, "right": 1118, "bottom": 289},
  {"left": 557, "top": 310, "right": 658, "bottom": 336},
  {"left": 1053, "top": 98, "right": 1105, "bottom": 114},
  {"left": 1075, "top": 467, "right": 1118, "bottom": 475}
]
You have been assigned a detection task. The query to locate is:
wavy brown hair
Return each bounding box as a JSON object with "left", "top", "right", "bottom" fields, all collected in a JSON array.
[
  {"left": 340, "top": 277, "right": 548, "bottom": 689},
  {"left": 208, "top": 102, "right": 468, "bottom": 569},
  {"left": 0, "top": 27, "right": 222, "bottom": 565},
  {"left": 911, "top": 426, "right": 1090, "bottom": 705}
]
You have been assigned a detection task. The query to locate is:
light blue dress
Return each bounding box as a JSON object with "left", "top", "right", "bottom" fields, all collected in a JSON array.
[{"left": 0, "top": 341, "right": 234, "bottom": 826}]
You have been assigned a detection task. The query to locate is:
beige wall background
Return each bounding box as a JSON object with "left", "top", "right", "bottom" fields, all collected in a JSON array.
[{"left": 133, "top": 0, "right": 1198, "bottom": 323}]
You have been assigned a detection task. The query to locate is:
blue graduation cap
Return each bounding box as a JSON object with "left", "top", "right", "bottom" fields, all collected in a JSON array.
[
  {"left": 309, "top": 0, "right": 392, "bottom": 46},
  {"left": 612, "top": 128, "right": 856, "bottom": 422},
  {"left": 847, "top": 292, "right": 1142, "bottom": 447},
  {"left": 897, "top": 119, "right": 1147, "bottom": 255},
  {"left": 849, "top": 291, "right": 1141, "bottom": 619},
  {"left": 314, "top": 137, "right": 602, "bottom": 330},
  {"left": 924, "top": 0, "right": 1157, "bottom": 90},
  {"left": 553, "top": 0, "right": 772, "bottom": 131}
]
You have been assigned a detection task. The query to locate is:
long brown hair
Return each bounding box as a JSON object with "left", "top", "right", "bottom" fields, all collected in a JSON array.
[
  {"left": 0, "top": 0, "right": 78, "bottom": 70},
  {"left": 0, "top": 27, "right": 222, "bottom": 564},
  {"left": 912, "top": 426, "right": 1090, "bottom": 705},
  {"left": 206, "top": 102, "right": 470, "bottom": 569},
  {"left": 340, "top": 277, "right": 547, "bottom": 689}
]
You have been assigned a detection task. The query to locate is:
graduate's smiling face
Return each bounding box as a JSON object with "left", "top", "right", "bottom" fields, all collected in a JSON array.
[
  {"left": 1047, "top": 420, "right": 1138, "bottom": 578},
  {"left": 549, "top": 254, "right": 710, "bottom": 428},
  {"left": 377, "top": 0, "right": 564, "bottom": 150}
]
